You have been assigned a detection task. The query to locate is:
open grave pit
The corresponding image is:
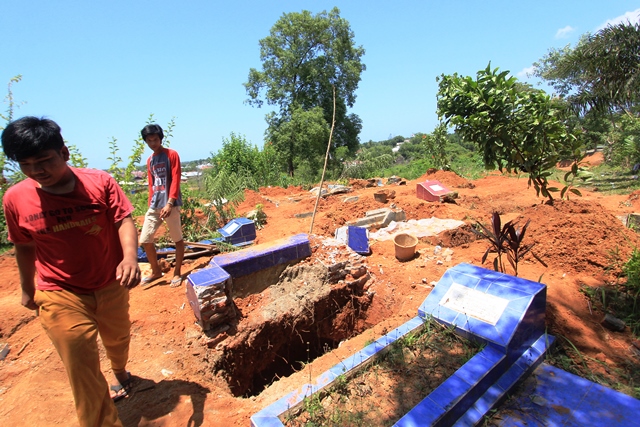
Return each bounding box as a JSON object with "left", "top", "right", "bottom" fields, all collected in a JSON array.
[{"left": 207, "top": 236, "right": 376, "bottom": 398}]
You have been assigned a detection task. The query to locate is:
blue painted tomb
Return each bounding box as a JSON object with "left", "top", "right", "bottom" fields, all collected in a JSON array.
[{"left": 217, "top": 217, "right": 256, "bottom": 246}]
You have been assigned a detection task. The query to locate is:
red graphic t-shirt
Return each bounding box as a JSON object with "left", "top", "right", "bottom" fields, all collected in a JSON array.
[{"left": 3, "top": 168, "right": 134, "bottom": 293}]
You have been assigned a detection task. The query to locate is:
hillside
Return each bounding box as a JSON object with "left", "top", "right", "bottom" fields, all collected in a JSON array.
[{"left": 1, "top": 161, "right": 640, "bottom": 426}]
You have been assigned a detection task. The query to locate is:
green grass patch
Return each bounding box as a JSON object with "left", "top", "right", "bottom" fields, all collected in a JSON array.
[{"left": 282, "top": 318, "right": 482, "bottom": 427}]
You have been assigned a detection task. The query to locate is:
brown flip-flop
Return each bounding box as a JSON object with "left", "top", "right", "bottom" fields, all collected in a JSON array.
[{"left": 110, "top": 372, "right": 133, "bottom": 402}]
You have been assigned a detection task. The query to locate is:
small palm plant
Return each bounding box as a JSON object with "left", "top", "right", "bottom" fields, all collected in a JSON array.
[{"left": 472, "top": 212, "right": 546, "bottom": 276}]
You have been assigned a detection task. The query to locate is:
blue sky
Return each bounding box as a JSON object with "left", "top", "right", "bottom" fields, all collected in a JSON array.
[{"left": 2, "top": 1, "right": 639, "bottom": 170}]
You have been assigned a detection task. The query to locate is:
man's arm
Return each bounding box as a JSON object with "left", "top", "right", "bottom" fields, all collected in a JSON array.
[
  {"left": 168, "top": 150, "right": 182, "bottom": 202},
  {"left": 115, "top": 215, "right": 141, "bottom": 288},
  {"left": 160, "top": 150, "right": 182, "bottom": 219},
  {"left": 14, "top": 242, "right": 38, "bottom": 310}
]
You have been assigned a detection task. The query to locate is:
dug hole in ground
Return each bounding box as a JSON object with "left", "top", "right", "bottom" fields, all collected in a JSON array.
[{"left": 2, "top": 156, "right": 640, "bottom": 426}]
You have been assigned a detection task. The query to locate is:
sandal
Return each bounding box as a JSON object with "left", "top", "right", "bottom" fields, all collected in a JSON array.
[
  {"left": 141, "top": 274, "right": 164, "bottom": 286},
  {"left": 170, "top": 276, "right": 183, "bottom": 288},
  {"left": 110, "top": 372, "right": 133, "bottom": 402}
]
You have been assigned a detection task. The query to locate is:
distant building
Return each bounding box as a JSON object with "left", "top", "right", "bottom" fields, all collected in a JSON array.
[
  {"left": 131, "top": 170, "right": 145, "bottom": 180},
  {"left": 392, "top": 140, "right": 406, "bottom": 153},
  {"left": 181, "top": 171, "right": 202, "bottom": 182}
]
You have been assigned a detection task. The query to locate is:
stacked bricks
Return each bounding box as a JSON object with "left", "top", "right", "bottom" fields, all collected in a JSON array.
[
  {"left": 185, "top": 233, "right": 314, "bottom": 347},
  {"left": 185, "top": 263, "right": 236, "bottom": 338},
  {"left": 319, "top": 254, "right": 371, "bottom": 291}
]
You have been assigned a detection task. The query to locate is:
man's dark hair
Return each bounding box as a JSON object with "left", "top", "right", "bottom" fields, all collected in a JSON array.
[
  {"left": 141, "top": 124, "right": 164, "bottom": 141},
  {"left": 1, "top": 116, "right": 64, "bottom": 162}
]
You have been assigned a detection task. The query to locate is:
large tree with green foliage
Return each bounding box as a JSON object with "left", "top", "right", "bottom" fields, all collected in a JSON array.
[
  {"left": 533, "top": 18, "right": 640, "bottom": 166},
  {"left": 265, "top": 106, "right": 329, "bottom": 178},
  {"left": 437, "top": 64, "right": 581, "bottom": 201},
  {"left": 533, "top": 18, "right": 640, "bottom": 117},
  {"left": 244, "top": 7, "right": 365, "bottom": 177}
]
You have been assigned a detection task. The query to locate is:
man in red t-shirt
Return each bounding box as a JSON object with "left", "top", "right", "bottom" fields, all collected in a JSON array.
[
  {"left": 139, "top": 124, "right": 185, "bottom": 288},
  {"left": 1, "top": 117, "right": 140, "bottom": 427}
]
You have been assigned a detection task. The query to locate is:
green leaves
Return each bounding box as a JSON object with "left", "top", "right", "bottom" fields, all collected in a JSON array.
[
  {"left": 534, "top": 20, "right": 640, "bottom": 117},
  {"left": 67, "top": 144, "right": 88, "bottom": 168},
  {"left": 203, "top": 168, "right": 253, "bottom": 229},
  {"left": 437, "top": 64, "right": 582, "bottom": 202}
]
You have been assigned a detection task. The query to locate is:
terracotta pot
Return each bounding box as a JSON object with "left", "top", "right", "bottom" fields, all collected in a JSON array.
[{"left": 394, "top": 233, "right": 418, "bottom": 261}]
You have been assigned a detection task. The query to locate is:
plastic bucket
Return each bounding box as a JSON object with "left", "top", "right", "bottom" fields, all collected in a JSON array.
[{"left": 394, "top": 233, "right": 418, "bottom": 261}]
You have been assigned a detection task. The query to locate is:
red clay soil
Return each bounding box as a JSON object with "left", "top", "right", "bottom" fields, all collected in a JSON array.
[{"left": 2, "top": 152, "right": 640, "bottom": 426}]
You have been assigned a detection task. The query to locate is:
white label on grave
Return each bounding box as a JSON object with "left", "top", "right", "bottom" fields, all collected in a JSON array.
[
  {"left": 429, "top": 184, "right": 444, "bottom": 192},
  {"left": 440, "top": 283, "right": 509, "bottom": 325}
]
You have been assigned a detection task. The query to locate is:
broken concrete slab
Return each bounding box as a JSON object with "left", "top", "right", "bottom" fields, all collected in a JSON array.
[
  {"left": 386, "top": 176, "right": 402, "bottom": 184},
  {"left": 327, "top": 184, "right": 351, "bottom": 195},
  {"left": 309, "top": 187, "right": 328, "bottom": 197},
  {"left": 626, "top": 213, "right": 640, "bottom": 230},
  {"left": 369, "top": 217, "right": 466, "bottom": 241},
  {"left": 374, "top": 189, "right": 396, "bottom": 203},
  {"left": 346, "top": 207, "right": 406, "bottom": 229}
]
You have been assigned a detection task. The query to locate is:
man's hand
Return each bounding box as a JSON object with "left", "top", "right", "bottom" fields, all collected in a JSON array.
[
  {"left": 21, "top": 290, "right": 38, "bottom": 311},
  {"left": 115, "top": 215, "right": 141, "bottom": 288},
  {"left": 160, "top": 204, "right": 173, "bottom": 220},
  {"left": 15, "top": 242, "right": 38, "bottom": 311},
  {"left": 116, "top": 258, "right": 141, "bottom": 288}
]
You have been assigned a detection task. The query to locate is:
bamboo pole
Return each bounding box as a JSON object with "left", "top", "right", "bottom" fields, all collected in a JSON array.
[{"left": 309, "top": 85, "right": 336, "bottom": 235}]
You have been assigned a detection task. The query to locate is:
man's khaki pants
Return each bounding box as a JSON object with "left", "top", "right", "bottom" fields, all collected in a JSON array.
[{"left": 35, "top": 281, "right": 131, "bottom": 427}]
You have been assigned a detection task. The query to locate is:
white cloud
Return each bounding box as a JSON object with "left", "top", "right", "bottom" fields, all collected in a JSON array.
[
  {"left": 596, "top": 8, "right": 640, "bottom": 31},
  {"left": 517, "top": 66, "right": 536, "bottom": 79},
  {"left": 555, "top": 25, "right": 575, "bottom": 39}
]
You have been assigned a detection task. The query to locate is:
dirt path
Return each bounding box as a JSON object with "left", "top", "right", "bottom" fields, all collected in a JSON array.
[{"left": 2, "top": 161, "right": 640, "bottom": 426}]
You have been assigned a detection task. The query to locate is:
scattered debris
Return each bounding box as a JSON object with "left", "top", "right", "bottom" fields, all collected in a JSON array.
[
  {"left": 346, "top": 207, "right": 406, "bottom": 229},
  {"left": 626, "top": 213, "right": 640, "bottom": 230},
  {"left": 16, "top": 336, "right": 37, "bottom": 357},
  {"left": 439, "top": 192, "right": 459, "bottom": 203},
  {"left": 0, "top": 342, "right": 9, "bottom": 361},
  {"left": 369, "top": 217, "right": 465, "bottom": 241},
  {"left": 374, "top": 189, "right": 396, "bottom": 203},
  {"left": 309, "top": 187, "right": 328, "bottom": 197},
  {"left": 374, "top": 191, "right": 387, "bottom": 203},
  {"left": 386, "top": 176, "right": 402, "bottom": 184},
  {"left": 327, "top": 184, "right": 351, "bottom": 195},
  {"left": 245, "top": 208, "right": 267, "bottom": 229},
  {"left": 602, "top": 313, "right": 626, "bottom": 332}
]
